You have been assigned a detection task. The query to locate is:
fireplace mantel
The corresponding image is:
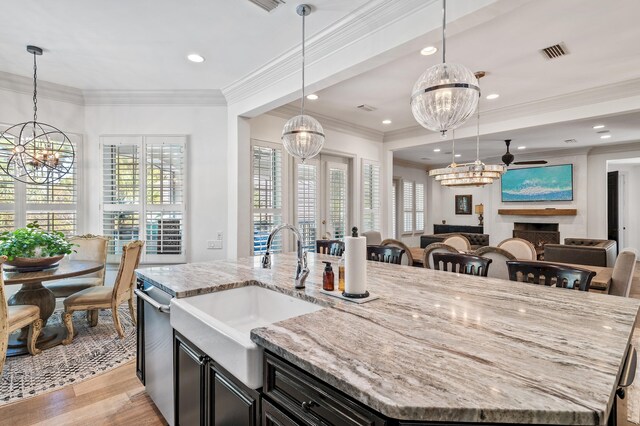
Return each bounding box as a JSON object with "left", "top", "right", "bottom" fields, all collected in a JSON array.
[{"left": 498, "top": 208, "right": 577, "bottom": 216}]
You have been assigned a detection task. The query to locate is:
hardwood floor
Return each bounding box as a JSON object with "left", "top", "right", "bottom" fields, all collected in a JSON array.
[
  {"left": 0, "top": 361, "right": 166, "bottom": 425},
  {"left": 1, "top": 261, "right": 639, "bottom": 425}
]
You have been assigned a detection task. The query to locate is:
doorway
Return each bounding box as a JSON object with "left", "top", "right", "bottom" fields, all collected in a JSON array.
[{"left": 607, "top": 158, "right": 640, "bottom": 253}]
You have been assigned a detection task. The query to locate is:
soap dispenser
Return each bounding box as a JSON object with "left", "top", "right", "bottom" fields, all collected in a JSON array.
[{"left": 322, "top": 261, "right": 335, "bottom": 291}]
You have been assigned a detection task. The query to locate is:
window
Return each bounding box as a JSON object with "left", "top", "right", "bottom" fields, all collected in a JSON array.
[
  {"left": 0, "top": 127, "right": 78, "bottom": 234},
  {"left": 327, "top": 163, "right": 348, "bottom": 240},
  {"left": 296, "top": 160, "right": 318, "bottom": 252},
  {"left": 403, "top": 181, "right": 413, "bottom": 233},
  {"left": 361, "top": 160, "right": 381, "bottom": 233},
  {"left": 415, "top": 183, "right": 425, "bottom": 232},
  {"left": 252, "top": 142, "right": 283, "bottom": 255},
  {"left": 392, "top": 180, "right": 397, "bottom": 238},
  {"left": 102, "top": 136, "right": 186, "bottom": 263},
  {"left": 401, "top": 180, "right": 425, "bottom": 234}
]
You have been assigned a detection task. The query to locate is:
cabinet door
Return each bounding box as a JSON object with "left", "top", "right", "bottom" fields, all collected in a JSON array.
[
  {"left": 262, "top": 399, "right": 301, "bottom": 426},
  {"left": 209, "top": 364, "right": 258, "bottom": 426},
  {"left": 175, "top": 337, "right": 207, "bottom": 426},
  {"left": 135, "top": 279, "right": 145, "bottom": 384}
]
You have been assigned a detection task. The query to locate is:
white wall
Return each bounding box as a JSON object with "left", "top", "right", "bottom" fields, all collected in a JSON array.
[
  {"left": 418, "top": 153, "right": 589, "bottom": 247},
  {"left": 248, "top": 113, "right": 384, "bottom": 253},
  {"left": 607, "top": 161, "right": 640, "bottom": 253},
  {"left": 84, "top": 104, "right": 228, "bottom": 263},
  {"left": 392, "top": 163, "right": 428, "bottom": 247}
]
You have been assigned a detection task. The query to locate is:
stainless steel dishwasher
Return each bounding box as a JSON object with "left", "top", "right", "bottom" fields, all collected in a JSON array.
[{"left": 135, "top": 279, "right": 174, "bottom": 425}]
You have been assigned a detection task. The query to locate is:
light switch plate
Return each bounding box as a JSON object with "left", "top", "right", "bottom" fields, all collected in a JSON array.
[{"left": 208, "top": 240, "right": 223, "bottom": 249}]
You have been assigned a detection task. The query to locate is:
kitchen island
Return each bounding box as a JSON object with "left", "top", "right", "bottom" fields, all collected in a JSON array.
[{"left": 136, "top": 253, "right": 639, "bottom": 425}]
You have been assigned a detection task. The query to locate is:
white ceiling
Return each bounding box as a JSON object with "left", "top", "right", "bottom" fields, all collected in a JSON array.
[
  {"left": 393, "top": 111, "right": 640, "bottom": 166},
  {"left": 286, "top": 0, "right": 640, "bottom": 152},
  {"left": 0, "top": 0, "right": 368, "bottom": 90}
]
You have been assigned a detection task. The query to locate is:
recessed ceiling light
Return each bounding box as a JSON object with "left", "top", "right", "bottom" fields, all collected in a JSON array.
[
  {"left": 600, "top": 134, "right": 612, "bottom": 139},
  {"left": 454, "top": 154, "right": 461, "bottom": 158},
  {"left": 517, "top": 146, "right": 526, "bottom": 150},
  {"left": 593, "top": 124, "right": 605, "bottom": 129},
  {"left": 187, "top": 53, "right": 205, "bottom": 63},
  {"left": 433, "top": 148, "right": 441, "bottom": 152},
  {"left": 420, "top": 46, "right": 438, "bottom": 56},
  {"left": 306, "top": 94, "right": 318, "bottom": 100},
  {"left": 486, "top": 93, "right": 500, "bottom": 100},
  {"left": 382, "top": 119, "right": 392, "bottom": 125}
]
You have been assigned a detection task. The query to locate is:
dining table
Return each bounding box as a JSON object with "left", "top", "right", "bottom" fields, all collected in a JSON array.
[
  {"left": 408, "top": 246, "right": 613, "bottom": 293},
  {"left": 4, "top": 259, "right": 104, "bottom": 356}
]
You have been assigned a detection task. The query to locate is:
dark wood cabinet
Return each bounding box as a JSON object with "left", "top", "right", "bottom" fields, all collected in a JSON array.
[
  {"left": 174, "top": 332, "right": 260, "bottom": 426},
  {"left": 263, "top": 351, "right": 386, "bottom": 426},
  {"left": 262, "top": 398, "right": 301, "bottom": 426}
]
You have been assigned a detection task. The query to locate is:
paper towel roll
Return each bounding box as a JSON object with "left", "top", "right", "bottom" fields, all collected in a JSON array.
[{"left": 344, "top": 236, "right": 367, "bottom": 295}]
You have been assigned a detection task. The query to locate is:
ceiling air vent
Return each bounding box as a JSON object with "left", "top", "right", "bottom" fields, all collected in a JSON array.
[
  {"left": 564, "top": 139, "right": 578, "bottom": 144},
  {"left": 357, "top": 104, "right": 376, "bottom": 112},
  {"left": 541, "top": 43, "right": 568, "bottom": 60},
  {"left": 248, "top": 0, "right": 285, "bottom": 12}
]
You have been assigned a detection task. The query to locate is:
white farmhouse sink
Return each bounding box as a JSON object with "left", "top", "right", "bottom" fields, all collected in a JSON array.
[{"left": 170, "top": 285, "right": 323, "bottom": 389}]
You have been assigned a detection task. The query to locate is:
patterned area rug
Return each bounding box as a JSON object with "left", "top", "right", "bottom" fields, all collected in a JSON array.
[{"left": 0, "top": 306, "right": 136, "bottom": 405}]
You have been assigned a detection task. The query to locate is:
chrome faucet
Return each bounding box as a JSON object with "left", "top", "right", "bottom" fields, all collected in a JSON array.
[{"left": 261, "top": 224, "right": 309, "bottom": 289}]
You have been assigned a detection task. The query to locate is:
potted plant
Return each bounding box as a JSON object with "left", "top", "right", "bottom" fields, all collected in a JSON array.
[{"left": 0, "top": 221, "right": 75, "bottom": 270}]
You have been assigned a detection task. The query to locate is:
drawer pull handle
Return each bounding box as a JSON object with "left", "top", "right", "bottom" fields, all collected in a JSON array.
[{"left": 301, "top": 400, "right": 318, "bottom": 412}]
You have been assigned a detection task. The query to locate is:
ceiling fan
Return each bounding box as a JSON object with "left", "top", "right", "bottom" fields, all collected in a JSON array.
[{"left": 501, "top": 139, "right": 548, "bottom": 166}]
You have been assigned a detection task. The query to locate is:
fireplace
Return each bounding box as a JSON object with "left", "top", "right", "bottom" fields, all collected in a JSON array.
[{"left": 513, "top": 223, "right": 560, "bottom": 249}]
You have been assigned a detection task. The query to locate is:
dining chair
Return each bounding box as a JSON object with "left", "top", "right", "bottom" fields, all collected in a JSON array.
[
  {"left": 443, "top": 234, "right": 471, "bottom": 252},
  {"left": 1, "top": 256, "right": 42, "bottom": 373},
  {"left": 46, "top": 234, "right": 109, "bottom": 298},
  {"left": 362, "top": 231, "right": 382, "bottom": 246},
  {"left": 506, "top": 260, "right": 595, "bottom": 291},
  {"left": 62, "top": 240, "right": 144, "bottom": 344},
  {"left": 422, "top": 243, "right": 459, "bottom": 269},
  {"left": 328, "top": 241, "right": 345, "bottom": 257},
  {"left": 380, "top": 239, "right": 414, "bottom": 266},
  {"left": 473, "top": 246, "right": 516, "bottom": 281},
  {"left": 432, "top": 252, "right": 492, "bottom": 277},
  {"left": 609, "top": 250, "right": 637, "bottom": 297},
  {"left": 366, "top": 245, "right": 404, "bottom": 265},
  {"left": 498, "top": 237, "right": 537, "bottom": 261}
]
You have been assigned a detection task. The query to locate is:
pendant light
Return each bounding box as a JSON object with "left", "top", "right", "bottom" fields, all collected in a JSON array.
[
  {"left": 411, "top": 0, "right": 479, "bottom": 137},
  {"left": 429, "top": 72, "right": 506, "bottom": 186},
  {"left": 0, "top": 46, "right": 75, "bottom": 185},
  {"left": 281, "top": 4, "right": 325, "bottom": 162}
]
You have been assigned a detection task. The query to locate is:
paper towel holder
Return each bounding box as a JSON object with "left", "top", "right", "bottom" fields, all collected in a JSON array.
[{"left": 342, "top": 290, "right": 370, "bottom": 299}]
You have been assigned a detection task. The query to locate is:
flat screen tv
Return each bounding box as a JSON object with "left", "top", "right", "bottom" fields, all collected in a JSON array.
[{"left": 501, "top": 164, "right": 573, "bottom": 202}]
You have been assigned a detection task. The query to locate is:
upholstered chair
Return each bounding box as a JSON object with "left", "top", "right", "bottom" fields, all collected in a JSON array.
[
  {"left": 498, "top": 237, "right": 537, "bottom": 261},
  {"left": 62, "top": 241, "right": 143, "bottom": 344},
  {"left": 443, "top": 234, "right": 471, "bottom": 252},
  {"left": 609, "top": 250, "right": 637, "bottom": 297},
  {"left": 362, "top": 231, "right": 382, "bottom": 246},
  {"left": 380, "top": 239, "right": 414, "bottom": 266},
  {"left": 473, "top": 246, "right": 517, "bottom": 281},
  {"left": 1, "top": 256, "right": 42, "bottom": 373},
  {"left": 46, "top": 234, "right": 109, "bottom": 298},
  {"left": 422, "top": 243, "right": 459, "bottom": 269}
]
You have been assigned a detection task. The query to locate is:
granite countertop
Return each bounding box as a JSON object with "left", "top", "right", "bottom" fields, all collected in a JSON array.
[{"left": 136, "top": 254, "right": 640, "bottom": 425}]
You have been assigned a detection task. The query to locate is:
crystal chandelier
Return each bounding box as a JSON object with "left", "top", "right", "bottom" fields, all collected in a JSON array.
[
  {"left": 411, "top": 0, "right": 479, "bottom": 137},
  {"left": 0, "top": 46, "right": 74, "bottom": 185},
  {"left": 429, "top": 72, "right": 506, "bottom": 187},
  {"left": 281, "top": 4, "right": 325, "bottom": 162}
]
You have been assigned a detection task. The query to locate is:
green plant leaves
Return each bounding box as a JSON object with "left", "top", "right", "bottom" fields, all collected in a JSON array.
[{"left": 0, "top": 221, "right": 76, "bottom": 261}]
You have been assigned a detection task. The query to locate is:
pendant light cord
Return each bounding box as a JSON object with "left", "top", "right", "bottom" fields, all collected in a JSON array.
[
  {"left": 32, "top": 52, "right": 38, "bottom": 123},
  {"left": 300, "top": 9, "right": 306, "bottom": 116},
  {"left": 442, "top": 0, "right": 446, "bottom": 64},
  {"left": 476, "top": 95, "right": 480, "bottom": 161}
]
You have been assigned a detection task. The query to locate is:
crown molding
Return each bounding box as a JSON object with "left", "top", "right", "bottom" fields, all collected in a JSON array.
[
  {"left": 384, "top": 77, "right": 640, "bottom": 143},
  {"left": 0, "top": 71, "right": 84, "bottom": 105},
  {"left": 221, "top": 0, "right": 437, "bottom": 106},
  {"left": 270, "top": 105, "right": 384, "bottom": 141},
  {"left": 83, "top": 89, "right": 227, "bottom": 106}
]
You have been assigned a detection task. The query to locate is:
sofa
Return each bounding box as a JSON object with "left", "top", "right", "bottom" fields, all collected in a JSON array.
[
  {"left": 543, "top": 238, "right": 617, "bottom": 267},
  {"left": 420, "top": 233, "right": 490, "bottom": 250}
]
